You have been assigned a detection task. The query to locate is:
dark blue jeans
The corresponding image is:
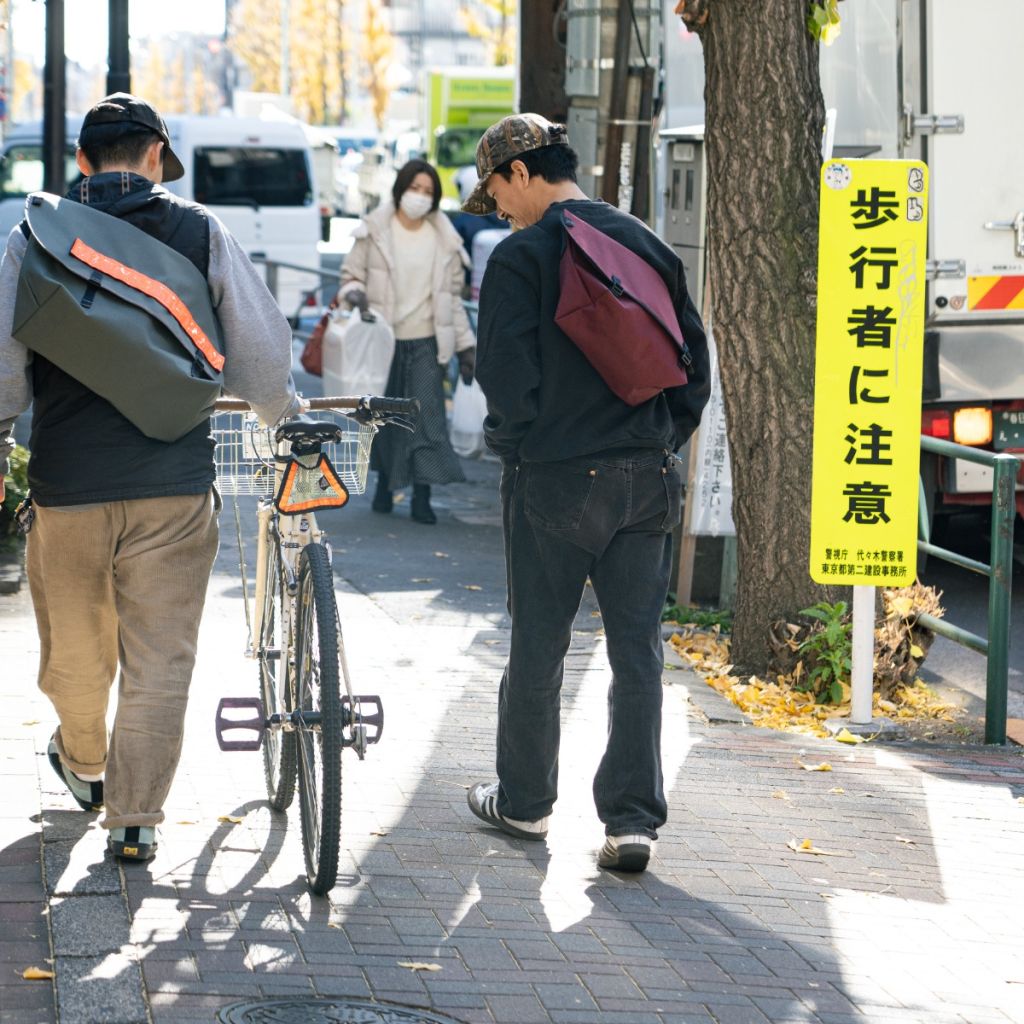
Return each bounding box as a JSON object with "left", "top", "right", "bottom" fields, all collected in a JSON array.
[{"left": 496, "top": 449, "right": 681, "bottom": 838}]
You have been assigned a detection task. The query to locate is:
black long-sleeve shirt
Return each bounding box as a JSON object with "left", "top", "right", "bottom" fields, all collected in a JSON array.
[{"left": 475, "top": 198, "right": 709, "bottom": 463}]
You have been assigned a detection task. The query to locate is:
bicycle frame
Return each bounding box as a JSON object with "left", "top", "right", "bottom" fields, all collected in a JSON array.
[
  {"left": 212, "top": 395, "right": 413, "bottom": 894},
  {"left": 249, "top": 456, "right": 328, "bottom": 661}
]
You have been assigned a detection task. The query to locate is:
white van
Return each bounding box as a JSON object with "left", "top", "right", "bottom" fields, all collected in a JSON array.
[{"left": 0, "top": 115, "right": 320, "bottom": 322}]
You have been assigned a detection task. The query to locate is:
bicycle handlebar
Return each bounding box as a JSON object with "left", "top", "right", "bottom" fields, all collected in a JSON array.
[
  {"left": 363, "top": 396, "right": 421, "bottom": 416},
  {"left": 213, "top": 396, "right": 421, "bottom": 417}
]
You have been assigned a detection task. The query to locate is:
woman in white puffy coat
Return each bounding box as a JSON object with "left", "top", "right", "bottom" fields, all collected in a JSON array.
[{"left": 337, "top": 160, "right": 475, "bottom": 524}]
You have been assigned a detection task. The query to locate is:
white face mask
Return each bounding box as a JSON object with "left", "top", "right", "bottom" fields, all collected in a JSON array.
[{"left": 399, "top": 190, "right": 433, "bottom": 220}]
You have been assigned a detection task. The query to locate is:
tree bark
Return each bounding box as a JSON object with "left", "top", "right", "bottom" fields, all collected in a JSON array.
[{"left": 695, "top": 1, "right": 829, "bottom": 671}]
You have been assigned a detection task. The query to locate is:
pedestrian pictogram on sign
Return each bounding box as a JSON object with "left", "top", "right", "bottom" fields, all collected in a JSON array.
[{"left": 809, "top": 160, "right": 929, "bottom": 585}]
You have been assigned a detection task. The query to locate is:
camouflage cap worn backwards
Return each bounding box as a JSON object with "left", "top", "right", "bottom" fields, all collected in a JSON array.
[{"left": 461, "top": 113, "right": 570, "bottom": 216}]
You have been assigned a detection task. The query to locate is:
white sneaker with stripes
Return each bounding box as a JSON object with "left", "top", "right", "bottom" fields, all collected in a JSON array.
[
  {"left": 467, "top": 782, "right": 549, "bottom": 841},
  {"left": 597, "top": 833, "right": 652, "bottom": 872}
]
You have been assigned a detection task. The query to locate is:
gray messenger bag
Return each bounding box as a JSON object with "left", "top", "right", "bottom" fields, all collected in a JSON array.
[{"left": 13, "top": 191, "right": 225, "bottom": 442}]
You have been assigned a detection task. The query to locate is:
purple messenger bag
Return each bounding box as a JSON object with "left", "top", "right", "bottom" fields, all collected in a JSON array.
[{"left": 554, "top": 209, "right": 691, "bottom": 406}]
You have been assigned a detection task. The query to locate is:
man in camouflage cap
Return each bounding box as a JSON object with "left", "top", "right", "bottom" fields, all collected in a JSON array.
[
  {"left": 463, "top": 114, "right": 710, "bottom": 874},
  {"left": 460, "top": 113, "right": 571, "bottom": 218}
]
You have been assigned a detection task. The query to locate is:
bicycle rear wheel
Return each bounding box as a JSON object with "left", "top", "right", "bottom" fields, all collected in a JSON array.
[
  {"left": 293, "top": 542, "right": 342, "bottom": 895},
  {"left": 258, "top": 547, "right": 296, "bottom": 810}
]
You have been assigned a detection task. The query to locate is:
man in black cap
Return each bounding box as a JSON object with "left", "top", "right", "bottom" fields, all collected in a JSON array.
[
  {"left": 463, "top": 114, "right": 710, "bottom": 873},
  {"left": 0, "top": 93, "right": 301, "bottom": 862}
]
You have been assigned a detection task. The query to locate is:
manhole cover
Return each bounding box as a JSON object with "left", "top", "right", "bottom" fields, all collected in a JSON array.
[{"left": 216, "top": 998, "right": 468, "bottom": 1024}]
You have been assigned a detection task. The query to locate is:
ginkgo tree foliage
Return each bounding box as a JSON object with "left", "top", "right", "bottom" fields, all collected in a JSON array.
[
  {"left": 361, "top": 0, "right": 394, "bottom": 131},
  {"left": 229, "top": 0, "right": 352, "bottom": 125},
  {"left": 460, "top": 0, "right": 517, "bottom": 67}
]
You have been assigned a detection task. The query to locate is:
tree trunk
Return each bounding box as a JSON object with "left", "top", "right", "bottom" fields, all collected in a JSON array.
[{"left": 696, "top": 1, "right": 829, "bottom": 671}]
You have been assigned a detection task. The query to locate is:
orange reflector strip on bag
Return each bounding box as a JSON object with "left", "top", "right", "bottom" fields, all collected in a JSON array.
[
  {"left": 275, "top": 455, "right": 350, "bottom": 515},
  {"left": 69, "top": 238, "right": 225, "bottom": 371}
]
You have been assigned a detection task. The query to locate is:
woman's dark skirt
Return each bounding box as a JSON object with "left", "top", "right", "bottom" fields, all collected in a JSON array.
[{"left": 370, "top": 335, "right": 466, "bottom": 490}]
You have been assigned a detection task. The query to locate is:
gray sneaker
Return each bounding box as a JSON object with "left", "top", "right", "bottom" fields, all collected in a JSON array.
[
  {"left": 47, "top": 736, "right": 103, "bottom": 812},
  {"left": 467, "top": 782, "right": 549, "bottom": 841},
  {"left": 107, "top": 826, "right": 158, "bottom": 861},
  {"left": 597, "top": 834, "right": 652, "bottom": 872}
]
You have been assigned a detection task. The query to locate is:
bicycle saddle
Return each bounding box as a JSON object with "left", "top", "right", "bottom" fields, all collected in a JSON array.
[{"left": 275, "top": 416, "right": 345, "bottom": 448}]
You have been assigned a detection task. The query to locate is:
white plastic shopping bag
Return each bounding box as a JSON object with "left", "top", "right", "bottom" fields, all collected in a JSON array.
[
  {"left": 449, "top": 377, "right": 489, "bottom": 458},
  {"left": 322, "top": 308, "right": 395, "bottom": 398}
]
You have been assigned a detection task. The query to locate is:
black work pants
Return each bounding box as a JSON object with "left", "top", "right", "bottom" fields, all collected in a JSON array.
[{"left": 495, "top": 449, "right": 681, "bottom": 838}]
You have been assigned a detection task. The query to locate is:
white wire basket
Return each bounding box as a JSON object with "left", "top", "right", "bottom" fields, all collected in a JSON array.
[{"left": 212, "top": 410, "right": 377, "bottom": 497}]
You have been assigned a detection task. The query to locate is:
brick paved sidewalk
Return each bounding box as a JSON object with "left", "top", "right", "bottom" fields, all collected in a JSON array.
[{"left": 2, "top": 570, "right": 1024, "bottom": 1024}]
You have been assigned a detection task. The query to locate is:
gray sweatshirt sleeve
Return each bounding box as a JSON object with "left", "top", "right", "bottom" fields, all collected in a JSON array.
[
  {"left": 207, "top": 214, "right": 302, "bottom": 426},
  {"left": 0, "top": 226, "right": 31, "bottom": 476}
]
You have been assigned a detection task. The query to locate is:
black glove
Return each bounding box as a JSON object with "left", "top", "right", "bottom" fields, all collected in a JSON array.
[
  {"left": 457, "top": 347, "right": 476, "bottom": 385},
  {"left": 345, "top": 288, "right": 369, "bottom": 313}
]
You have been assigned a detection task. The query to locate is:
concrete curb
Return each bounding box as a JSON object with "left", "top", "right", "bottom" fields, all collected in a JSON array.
[{"left": 661, "top": 624, "right": 750, "bottom": 726}]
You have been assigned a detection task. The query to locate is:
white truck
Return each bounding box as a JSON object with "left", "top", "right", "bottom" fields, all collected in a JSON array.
[
  {"left": 820, "top": 0, "right": 1023, "bottom": 525},
  {"left": 659, "top": 0, "right": 1024, "bottom": 525},
  {"left": 0, "top": 115, "right": 321, "bottom": 323}
]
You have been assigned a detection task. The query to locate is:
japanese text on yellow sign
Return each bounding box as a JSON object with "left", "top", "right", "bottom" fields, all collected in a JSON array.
[{"left": 810, "top": 160, "right": 929, "bottom": 585}]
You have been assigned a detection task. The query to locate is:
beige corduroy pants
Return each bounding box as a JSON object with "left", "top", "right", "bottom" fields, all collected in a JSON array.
[{"left": 27, "top": 492, "right": 219, "bottom": 830}]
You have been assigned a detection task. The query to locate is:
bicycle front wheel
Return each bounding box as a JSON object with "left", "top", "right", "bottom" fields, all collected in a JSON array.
[
  {"left": 258, "top": 546, "right": 296, "bottom": 810},
  {"left": 293, "top": 542, "right": 343, "bottom": 895}
]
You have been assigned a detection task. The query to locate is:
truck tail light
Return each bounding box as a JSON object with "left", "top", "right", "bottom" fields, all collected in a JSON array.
[
  {"left": 921, "top": 409, "right": 951, "bottom": 439},
  {"left": 952, "top": 407, "right": 993, "bottom": 446}
]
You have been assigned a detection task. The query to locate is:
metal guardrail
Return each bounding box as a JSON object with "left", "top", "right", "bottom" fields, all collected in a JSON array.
[
  {"left": 249, "top": 256, "right": 342, "bottom": 314},
  {"left": 918, "top": 435, "right": 1019, "bottom": 744}
]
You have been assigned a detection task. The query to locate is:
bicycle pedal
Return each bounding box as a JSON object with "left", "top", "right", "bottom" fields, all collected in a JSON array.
[
  {"left": 215, "top": 698, "right": 266, "bottom": 751},
  {"left": 342, "top": 695, "right": 384, "bottom": 745}
]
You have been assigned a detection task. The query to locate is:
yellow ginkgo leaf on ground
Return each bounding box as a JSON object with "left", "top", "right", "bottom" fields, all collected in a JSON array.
[
  {"left": 834, "top": 728, "right": 866, "bottom": 745},
  {"left": 398, "top": 961, "right": 442, "bottom": 972},
  {"left": 798, "top": 761, "right": 833, "bottom": 772},
  {"left": 889, "top": 596, "right": 914, "bottom": 618},
  {"left": 218, "top": 815, "right": 245, "bottom": 824},
  {"left": 910, "top": 644, "right": 925, "bottom": 658},
  {"left": 22, "top": 967, "right": 54, "bottom": 980},
  {"left": 22, "top": 720, "right": 40, "bottom": 726},
  {"left": 828, "top": 787, "right": 846, "bottom": 795},
  {"left": 177, "top": 820, "right": 198, "bottom": 826},
  {"left": 787, "top": 838, "right": 842, "bottom": 857}
]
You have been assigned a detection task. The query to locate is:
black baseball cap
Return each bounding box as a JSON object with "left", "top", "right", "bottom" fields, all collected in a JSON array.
[{"left": 80, "top": 93, "right": 184, "bottom": 182}]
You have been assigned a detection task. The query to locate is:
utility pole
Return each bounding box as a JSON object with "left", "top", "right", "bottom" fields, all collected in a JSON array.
[
  {"left": 42, "top": 0, "right": 66, "bottom": 196},
  {"left": 107, "top": 0, "right": 130, "bottom": 94},
  {"left": 519, "top": 0, "right": 568, "bottom": 120},
  {"left": 600, "top": 0, "right": 634, "bottom": 207}
]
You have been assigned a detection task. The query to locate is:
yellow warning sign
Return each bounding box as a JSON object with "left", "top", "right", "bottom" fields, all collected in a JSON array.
[{"left": 810, "top": 160, "right": 929, "bottom": 585}]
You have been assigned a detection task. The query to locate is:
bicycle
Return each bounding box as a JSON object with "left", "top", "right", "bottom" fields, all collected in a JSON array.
[{"left": 210, "top": 395, "right": 418, "bottom": 895}]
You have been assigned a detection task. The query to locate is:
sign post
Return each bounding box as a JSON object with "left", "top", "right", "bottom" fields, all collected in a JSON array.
[{"left": 810, "top": 159, "right": 929, "bottom": 727}]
